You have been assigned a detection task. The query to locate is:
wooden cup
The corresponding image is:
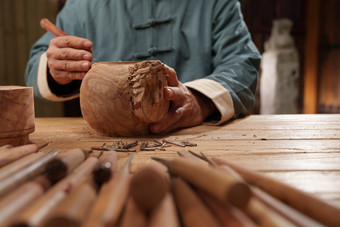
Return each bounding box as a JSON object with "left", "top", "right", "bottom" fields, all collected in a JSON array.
[{"left": 0, "top": 86, "right": 35, "bottom": 146}]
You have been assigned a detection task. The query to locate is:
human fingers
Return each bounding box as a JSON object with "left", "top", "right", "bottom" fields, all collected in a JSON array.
[
  {"left": 149, "top": 107, "right": 185, "bottom": 133},
  {"left": 164, "top": 65, "right": 179, "bottom": 86},
  {"left": 47, "top": 47, "right": 92, "bottom": 61},
  {"left": 48, "top": 59, "right": 91, "bottom": 72},
  {"left": 49, "top": 36, "right": 93, "bottom": 51},
  {"left": 164, "top": 84, "right": 193, "bottom": 104},
  {"left": 164, "top": 87, "right": 183, "bottom": 101}
]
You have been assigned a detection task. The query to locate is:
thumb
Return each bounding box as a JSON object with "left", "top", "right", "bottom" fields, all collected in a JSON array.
[{"left": 164, "top": 87, "right": 182, "bottom": 101}]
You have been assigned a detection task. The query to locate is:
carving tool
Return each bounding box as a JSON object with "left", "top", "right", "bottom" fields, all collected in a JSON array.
[
  {"left": 0, "top": 175, "right": 51, "bottom": 227},
  {"left": 83, "top": 154, "right": 134, "bottom": 227},
  {"left": 42, "top": 180, "right": 97, "bottom": 227},
  {"left": 45, "top": 148, "right": 91, "bottom": 183},
  {"left": 13, "top": 156, "right": 98, "bottom": 227},
  {"left": 119, "top": 197, "right": 148, "bottom": 227},
  {"left": 0, "top": 150, "right": 60, "bottom": 198},
  {"left": 171, "top": 177, "right": 221, "bottom": 227},
  {"left": 40, "top": 18, "right": 97, "bottom": 61},
  {"left": 212, "top": 157, "right": 340, "bottom": 227},
  {"left": 152, "top": 157, "right": 252, "bottom": 208},
  {"left": 0, "top": 143, "right": 47, "bottom": 168},
  {"left": 93, "top": 150, "right": 118, "bottom": 187},
  {"left": 149, "top": 193, "right": 180, "bottom": 227},
  {"left": 130, "top": 165, "right": 169, "bottom": 213},
  {"left": 0, "top": 148, "right": 54, "bottom": 181}
]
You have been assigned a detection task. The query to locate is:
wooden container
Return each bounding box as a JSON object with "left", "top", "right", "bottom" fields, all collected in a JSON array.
[
  {"left": 80, "top": 61, "right": 169, "bottom": 136},
  {"left": 0, "top": 86, "right": 35, "bottom": 146}
]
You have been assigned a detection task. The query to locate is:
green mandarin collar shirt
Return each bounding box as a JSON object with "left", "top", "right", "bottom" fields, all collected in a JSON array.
[{"left": 26, "top": 0, "right": 261, "bottom": 123}]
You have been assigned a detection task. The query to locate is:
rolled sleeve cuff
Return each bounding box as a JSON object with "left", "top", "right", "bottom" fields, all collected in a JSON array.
[
  {"left": 37, "top": 52, "right": 79, "bottom": 101},
  {"left": 184, "top": 79, "right": 234, "bottom": 125}
]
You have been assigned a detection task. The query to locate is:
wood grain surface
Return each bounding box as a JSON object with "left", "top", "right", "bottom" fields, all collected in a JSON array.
[{"left": 29, "top": 114, "right": 340, "bottom": 208}]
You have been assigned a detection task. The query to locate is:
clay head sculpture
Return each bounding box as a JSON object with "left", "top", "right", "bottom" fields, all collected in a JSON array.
[{"left": 80, "top": 60, "right": 170, "bottom": 136}]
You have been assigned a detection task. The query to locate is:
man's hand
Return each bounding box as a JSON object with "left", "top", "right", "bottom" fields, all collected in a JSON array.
[
  {"left": 46, "top": 36, "right": 93, "bottom": 85},
  {"left": 150, "top": 66, "right": 217, "bottom": 133}
]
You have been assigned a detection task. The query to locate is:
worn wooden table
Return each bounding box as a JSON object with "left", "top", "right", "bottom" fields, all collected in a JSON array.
[{"left": 30, "top": 114, "right": 340, "bottom": 209}]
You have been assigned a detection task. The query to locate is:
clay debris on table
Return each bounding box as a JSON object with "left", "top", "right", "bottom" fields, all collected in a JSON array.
[{"left": 91, "top": 139, "right": 197, "bottom": 152}]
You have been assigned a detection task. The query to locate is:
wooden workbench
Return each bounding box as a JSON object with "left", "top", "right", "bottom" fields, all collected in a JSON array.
[{"left": 30, "top": 114, "right": 340, "bottom": 209}]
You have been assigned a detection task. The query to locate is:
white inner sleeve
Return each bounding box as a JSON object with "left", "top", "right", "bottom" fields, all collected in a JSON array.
[
  {"left": 184, "top": 78, "right": 234, "bottom": 125},
  {"left": 37, "top": 52, "right": 79, "bottom": 102}
]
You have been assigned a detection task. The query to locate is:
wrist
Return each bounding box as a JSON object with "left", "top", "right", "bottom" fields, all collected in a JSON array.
[
  {"left": 47, "top": 69, "right": 81, "bottom": 97},
  {"left": 190, "top": 89, "right": 217, "bottom": 120}
]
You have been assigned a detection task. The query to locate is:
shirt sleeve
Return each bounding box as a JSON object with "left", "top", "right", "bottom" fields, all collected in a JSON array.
[
  {"left": 204, "top": 0, "right": 261, "bottom": 120},
  {"left": 25, "top": 33, "right": 52, "bottom": 100},
  {"left": 25, "top": 0, "right": 83, "bottom": 101},
  {"left": 36, "top": 53, "right": 80, "bottom": 101},
  {"left": 184, "top": 79, "right": 234, "bottom": 125}
]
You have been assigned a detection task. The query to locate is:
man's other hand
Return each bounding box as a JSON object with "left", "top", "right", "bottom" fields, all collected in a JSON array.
[{"left": 150, "top": 66, "right": 217, "bottom": 134}]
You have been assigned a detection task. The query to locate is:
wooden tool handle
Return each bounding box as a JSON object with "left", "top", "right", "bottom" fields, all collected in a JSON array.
[
  {"left": 0, "top": 144, "right": 12, "bottom": 151},
  {"left": 171, "top": 177, "right": 221, "bottom": 227},
  {"left": 130, "top": 165, "right": 169, "bottom": 213},
  {"left": 46, "top": 148, "right": 86, "bottom": 183},
  {"left": 149, "top": 193, "right": 180, "bottom": 227},
  {"left": 119, "top": 197, "right": 148, "bottom": 227},
  {"left": 0, "top": 152, "right": 45, "bottom": 181},
  {"left": 40, "top": 18, "right": 67, "bottom": 36},
  {"left": 43, "top": 181, "right": 96, "bottom": 227},
  {"left": 0, "top": 144, "right": 38, "bottom": 168},
  {"left": 93, "top": 151, "right": 118, "bottom": 187},
  {"left": 215, "top": 162, "right": 324, "bottom": 227},
  {"left": 197, "top": 190, "right": 257, "bottom": 227},
  {"left": 177, "top": 150, "right": 205, "bottom": 162},
  {"left": 212, "top": 157, "right": 340, "bottom": 227},
  {"left": 13, "top": 156, "right": 98, "bottom": 227},
  {"left": 0, "top": 176, "right": 50, "bottom": 227},
  {"left": 245, "top": 197, "right": 297, "bottom": 227},
  {"left": 0, "top": 150, "right": 60, "bottom": 198},
  {"left": 83, "top": 154, "right": 134, "bottom": 227},
  {"left": 251, "top": 187, "right": 324, "bottom": 227},
  {"left": 153, "top": 157, "right": 251, "bottom": 208}
]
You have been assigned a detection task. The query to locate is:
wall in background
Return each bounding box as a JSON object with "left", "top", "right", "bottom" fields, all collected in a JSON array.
[
  {"left": 317, "top": 0, "right": 340, "bottom": 113},
  {"left": 0, "top": 0, "right": 64, "bottom": 117},
  {"left": 241, "top": 0, "right": 340, "bottom": 114},
  {"left": 240, "top": 0, "right": 306, "bottom": 113}
]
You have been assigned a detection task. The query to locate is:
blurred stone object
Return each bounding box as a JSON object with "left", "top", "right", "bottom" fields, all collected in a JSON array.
[{"left": 260, "top": 19, "right": 299, "bottom": 114}]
